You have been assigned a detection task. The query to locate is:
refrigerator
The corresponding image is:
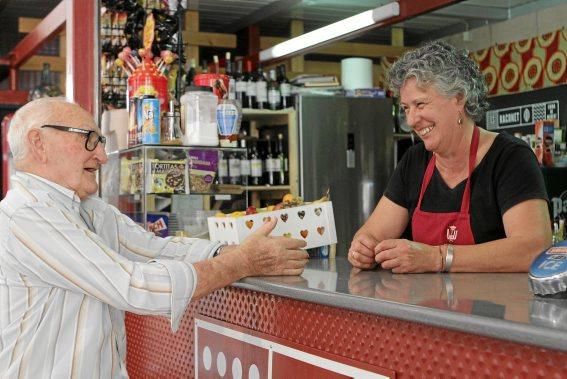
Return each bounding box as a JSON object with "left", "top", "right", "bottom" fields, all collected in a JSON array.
[{"left": 297, "top": 95, "right": 394, "bottom": 255}]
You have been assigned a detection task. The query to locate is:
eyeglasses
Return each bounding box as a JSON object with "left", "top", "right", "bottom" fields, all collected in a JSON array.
[{"left": 41, "top": 125, "right": 106, "bottom": 151}]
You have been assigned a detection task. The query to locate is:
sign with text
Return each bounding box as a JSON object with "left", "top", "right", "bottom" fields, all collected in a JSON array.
[{"left": 486, "top": 100, "right": 559, "bottom": 130}]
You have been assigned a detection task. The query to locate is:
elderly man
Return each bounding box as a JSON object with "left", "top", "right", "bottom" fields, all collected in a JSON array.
[{"left": 0, "top": 98, "right": 308, "bottom": 378}]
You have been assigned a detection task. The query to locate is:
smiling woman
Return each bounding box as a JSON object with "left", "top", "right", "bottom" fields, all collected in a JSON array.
[{"left": 348, "top": 40, "right": 552, "bottom": 274}]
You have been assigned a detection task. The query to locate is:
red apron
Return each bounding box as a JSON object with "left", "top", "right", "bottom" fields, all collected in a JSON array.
[{"left": 411, "top": 127, "right": 479, "bottom": 245}]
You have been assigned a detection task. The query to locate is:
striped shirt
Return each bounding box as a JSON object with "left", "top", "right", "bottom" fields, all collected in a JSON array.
[{"left": 0, "top": 172, "right": 221, "bottom": 378}]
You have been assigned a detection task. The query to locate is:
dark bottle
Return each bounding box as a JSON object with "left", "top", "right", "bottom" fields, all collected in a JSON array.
[
  {"left": 255, "top": 66, "right": 268, "bottom": 110},
  {"left": 239, "top": 137, "right": 251, "bottom": 186},
  {"left": 218, "top": 151, "right": 229, "bottom": 185},
  {"left": 249, "top": 138, "right": 263, "bottom": 185},
  {"left": 225, "top": 52, "right": 236, "bottom": 101},
  {"left": 185, "top": 58, "right": 197, "bottom": 87},
  {"left": 263, "top": 135, "right": 275, "bottom": 186},
  {"left": 277, "top": 64, "right": 293, "bottom": 109},
  {"left": 212, "top": 55, "right": 220, "bottom": 74},
  {"left": 245, "top": 60, "right": 256, "bottom": 110},
  {"left": 234, "top": 59, "right": 246, "bottom": 107},
  {"left": 267, "top": 68, "right": 281, "bottom": 111},
  {"left": 228, "top": 149, "right": 241, "bottom": 185},
  {"left": 275, "top": 133, "right": 288, "bottom": 185},
  {"left": 28, "top": 63, "right": 63, "bottom": 101}
]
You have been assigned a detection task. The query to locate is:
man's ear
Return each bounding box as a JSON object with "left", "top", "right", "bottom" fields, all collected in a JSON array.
[{"left": 27, "top": 129, "right": 48, "bottom": 163}]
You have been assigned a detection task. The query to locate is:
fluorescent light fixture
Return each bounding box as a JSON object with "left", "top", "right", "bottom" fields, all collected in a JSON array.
[{"left": 259, "top": 1, "right": 400, "bottom": 62}]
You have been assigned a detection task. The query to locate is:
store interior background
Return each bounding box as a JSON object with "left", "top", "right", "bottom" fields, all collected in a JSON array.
[{"left": 0, "top": 0, "right": 565, "bottom": 214}]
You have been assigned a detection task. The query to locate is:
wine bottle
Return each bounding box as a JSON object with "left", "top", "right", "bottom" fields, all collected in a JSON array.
[
  {"left": 276, "top": 133, "right": 288, "bottom": 185},
  {"left": 255, "top": 65, "right": 268, "bottom": 110},
  {"left": 234, "top": 59, "right": 246, "bottom": 107},
  {"left": 225, "top": 52, "right": 236, "bottom": 101},
  {"left": 267, "top": 68, "right": 281, "bottom": 110},
  {"left": 263, "top": 135, "right": 275, "bottom": 186},
  {"left": 245, "top": 60, "right": 256, "bottom": 110},
  {"left": 250, "top": 138, "right": 263, "bottom": 185},
  {"left": 278, "top": 64, "right": 293, "bottom": 109}
]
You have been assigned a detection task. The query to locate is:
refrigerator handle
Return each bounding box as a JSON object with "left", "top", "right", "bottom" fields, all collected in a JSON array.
[{"left": 347, "top": 132, "right": 355, "bottom": 169}]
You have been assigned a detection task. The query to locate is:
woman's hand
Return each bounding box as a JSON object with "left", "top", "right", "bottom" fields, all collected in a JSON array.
[
  {"left": 348, "top": 233, "right": 379, "bottom": 270},
  {"left": 374, "top": 239, "right": 441, "bottom": 273}
]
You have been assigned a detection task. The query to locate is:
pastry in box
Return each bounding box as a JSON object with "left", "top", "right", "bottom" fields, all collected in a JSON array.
[{"left": 207, "top": 201, "right": 337, "bottom": 250}]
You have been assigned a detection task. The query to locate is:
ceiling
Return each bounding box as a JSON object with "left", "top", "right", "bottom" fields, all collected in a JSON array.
[{"left": 0, "top": 0, "right": 563, "bottom": 58}]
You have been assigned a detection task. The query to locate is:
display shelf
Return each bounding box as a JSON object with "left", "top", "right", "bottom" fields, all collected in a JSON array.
[
  {"left": 244, "top": 108, "right": 298, "bottom": 207},
  {"left": 245, "top": 185, "right": 290, "bottom": 192}
]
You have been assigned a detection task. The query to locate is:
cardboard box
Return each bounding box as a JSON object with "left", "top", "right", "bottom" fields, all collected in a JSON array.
[{"left": 207, "top": 201, "right": 337, "bottom": 249}]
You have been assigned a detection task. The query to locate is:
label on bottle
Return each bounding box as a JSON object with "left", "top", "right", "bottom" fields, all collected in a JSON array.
[
  {"left": 268, "top": 89, "right": 281, "bottom": 106},
  {"left": 218, "top": 159, "right": 228, "bottom": 177},
  {"left": 256, "top": 82, "right": 268, "bottom": 102},
  {"left": 251, "top": 159, "right": 263, "bottom": 177},
  {"left": 240, "top": 159, "right": 251, "bottom": 176},
  {"left": 228, "top": 78, "right": 236, "bottom": 100},
  {"left": 266, "top": 158, "right": 279, "bottom": 172},
  {"left": 246, "top": 81, "right": 257, "bottom": 96},
  {"left": 236, "top": 80, "right": 247, "bottom": 93},
  {"left": 229, "top": 158, "right": 241, "bottom": 177},
  {"left": 280, "top": 83, "right": 291, "bottom": 97}
]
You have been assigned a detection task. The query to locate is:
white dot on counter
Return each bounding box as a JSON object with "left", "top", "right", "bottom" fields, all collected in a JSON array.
[
  {"left": 249, "top": 364, "right": 260, "bottom": 379},
  {"left": 203, "top": 346, "right": 212, "bottom": 370},
  {"left": 231, "top": 357, "right": 242, "bottom": 379},
  {"left": 217, "top": 352, "right": 227, "bottom": 377}
]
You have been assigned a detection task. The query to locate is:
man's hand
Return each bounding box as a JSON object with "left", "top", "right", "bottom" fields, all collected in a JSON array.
[
  {"left": 348, "top": 232, "right": 378, "bottom": 270},
  {"left": 237, "top": 217, "right": 308, "bottom": 277}
]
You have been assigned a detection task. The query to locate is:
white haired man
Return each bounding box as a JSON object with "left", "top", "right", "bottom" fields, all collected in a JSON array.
[{"left": 0, "top": 98, "right": 308, "bottom": 378}]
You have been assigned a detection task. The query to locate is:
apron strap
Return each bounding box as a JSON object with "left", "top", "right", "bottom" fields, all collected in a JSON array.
[{"left": 416, "top": 126, "right": 480, "bottom": 214}]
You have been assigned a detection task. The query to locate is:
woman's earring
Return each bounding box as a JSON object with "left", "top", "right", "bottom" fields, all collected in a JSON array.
[{"left": 457, "top": 112, "right": 463, "bottom": 125}]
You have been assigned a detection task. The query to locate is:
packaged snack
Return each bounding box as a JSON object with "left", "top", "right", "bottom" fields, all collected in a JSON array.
[
  {"left": 188, "top": 149, "right": 219, "bottom": 193},
  {"left": 147, "top": 160, "right": 188, "bottom": 194}
]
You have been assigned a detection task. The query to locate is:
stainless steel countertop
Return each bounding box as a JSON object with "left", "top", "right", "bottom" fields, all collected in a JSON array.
[{"left": 234, "top": 257, "right": 567, "bottom": 352}]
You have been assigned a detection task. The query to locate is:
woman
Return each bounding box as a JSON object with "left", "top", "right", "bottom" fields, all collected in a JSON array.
[{"left": 349, "top": 40, "right": 551, "bottom": 273}]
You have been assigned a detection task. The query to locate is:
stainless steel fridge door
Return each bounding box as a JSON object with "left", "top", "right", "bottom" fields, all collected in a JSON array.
[{"left": 298, "top": 95, "right": 394, "bottom": 255}]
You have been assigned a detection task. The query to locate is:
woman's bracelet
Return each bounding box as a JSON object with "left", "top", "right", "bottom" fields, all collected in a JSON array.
[
  {"left": 444, "top": 244, "right": 454, "bottom": 272},
  {"left": 437, "top": 245, "right": 445, "bottom": 272}
]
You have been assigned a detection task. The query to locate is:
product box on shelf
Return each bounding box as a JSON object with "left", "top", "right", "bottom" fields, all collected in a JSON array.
[{"left": 207, "top": 201, "right": 337, "bottom": 250}]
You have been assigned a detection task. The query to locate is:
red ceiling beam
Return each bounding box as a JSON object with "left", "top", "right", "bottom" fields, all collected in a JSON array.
[
  {"left": 8, "top": 1, "right": 65, "bottom": 69},
  {"left": 388, "top": 0, "right": 465, "bottom": 25},
  {"left": 0, "top": 91, "right": 28, "bottom": 105}
]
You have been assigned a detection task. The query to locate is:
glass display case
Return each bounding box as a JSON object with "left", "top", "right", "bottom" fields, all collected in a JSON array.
[{"left": 101, "top": 145, "right": 246, "bottom": 238}]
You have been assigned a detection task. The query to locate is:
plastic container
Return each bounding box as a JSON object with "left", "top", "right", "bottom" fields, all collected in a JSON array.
[{"left": 180, "top": 86, "right": 219, "bottom": 146}]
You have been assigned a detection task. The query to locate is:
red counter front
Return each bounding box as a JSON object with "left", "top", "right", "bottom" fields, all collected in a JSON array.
[{"left": 125, "top": 285, "right": 567, "bottom": 378}]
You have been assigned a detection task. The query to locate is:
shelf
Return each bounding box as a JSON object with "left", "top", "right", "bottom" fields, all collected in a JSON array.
[
  {"left": 245, "top": 185, "right": 290, "bottom": 192},
  {"left": 242, "top": 108, "right": 295, "bottom": 116}
]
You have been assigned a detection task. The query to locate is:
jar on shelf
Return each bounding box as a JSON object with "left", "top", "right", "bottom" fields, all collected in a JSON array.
[{"left": 180, "top": 86, "right": 219, "bottom": 146}]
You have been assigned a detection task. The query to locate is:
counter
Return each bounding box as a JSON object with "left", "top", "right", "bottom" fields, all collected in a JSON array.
[{"left": 125, "top": 257, "right": 567, "bottom": 378}]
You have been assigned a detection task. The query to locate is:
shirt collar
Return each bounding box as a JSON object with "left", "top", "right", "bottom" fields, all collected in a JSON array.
[{"left": 14, "top": 171, "right": 82, "bottom": 205}]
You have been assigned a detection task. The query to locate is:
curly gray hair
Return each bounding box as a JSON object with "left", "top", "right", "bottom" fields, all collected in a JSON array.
[{"left": 388, "top": 40, "right": 489, "bottom": 122}]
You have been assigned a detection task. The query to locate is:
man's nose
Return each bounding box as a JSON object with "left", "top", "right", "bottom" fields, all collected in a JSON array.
[{"left": 95, "top": 143, "right": 108, "bottom": 164}]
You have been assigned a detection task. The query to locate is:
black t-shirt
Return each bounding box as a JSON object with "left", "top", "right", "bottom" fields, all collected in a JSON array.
[{"left": 384, "top": 133, "right": 548, "bottom": 243}]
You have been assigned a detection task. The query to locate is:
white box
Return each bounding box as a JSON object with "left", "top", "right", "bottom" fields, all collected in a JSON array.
[{"left": 207, "top": 201, "right": 337, "bottom": 249}]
